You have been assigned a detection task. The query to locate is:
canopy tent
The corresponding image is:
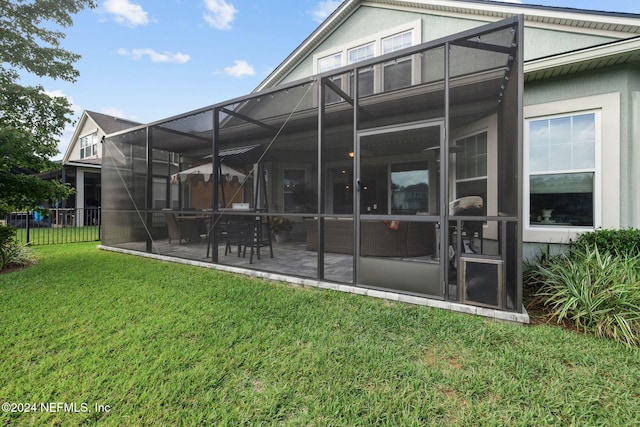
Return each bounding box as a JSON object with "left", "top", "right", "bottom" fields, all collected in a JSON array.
[{"left": 171, "top": 163, "right": 247, "bottom": 184}]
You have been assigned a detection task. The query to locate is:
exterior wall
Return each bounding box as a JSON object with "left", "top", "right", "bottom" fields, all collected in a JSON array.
[
  {"left": 525, "top": 66, "right": 640, "bottom": 228},
  {"left": 634, "top": 91, "right": 640, "bottom": 228},
  {"left": 66, "top": 117, "right": 104, "bottom": 162},
  {"left": 281, "top": 5, "right": 618, "bottom": 85},
  {"left": 273, "top": 3, "right": 639, "bottom": 255},
  {"left": 521, "top": 66, "right": 640, "bottom": 259}
]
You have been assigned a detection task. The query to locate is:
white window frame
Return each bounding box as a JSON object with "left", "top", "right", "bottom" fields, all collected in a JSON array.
[
  {"left": 313, "top": 20, "right": 421, "bottom": 97},
  {"left": 80, "top": 131, "right": 98, "bottom": 159},
  {"left": 524, "top": 93, "right": 620, "bottom": 243},
  {"left": 318, "top": 52, "right": 344, "bottom": 103},
  {"left": 317, "top": 52, "right": 342, "bottom": 73},
  {"left": 348, "top": 42, "right": 375, "bottom": 97},
  {"left": 451, "top": 115, "right": 498, "bottom": 240},
  {"left": 381, "top": 30, "right": 414, "bottom": 92}
]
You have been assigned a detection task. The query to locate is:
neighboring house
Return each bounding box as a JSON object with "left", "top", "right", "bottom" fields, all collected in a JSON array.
[
  {"left": 99, "top": 0, "right": 640, "bottom": 319},
  {"left": 59, "top": 110, "right": 140, "bottom": 215}
]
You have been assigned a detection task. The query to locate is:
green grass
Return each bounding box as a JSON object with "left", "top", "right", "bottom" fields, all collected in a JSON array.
[{"left": 1, "top": 243, "right": 639, "bottom": 426}]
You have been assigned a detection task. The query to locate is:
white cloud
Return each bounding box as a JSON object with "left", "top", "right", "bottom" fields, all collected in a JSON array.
[
  {"left": 45, "top": 89, "right": 81, "bottom": 115},
  {"left": 43, "top": 89, "right": 82, "bottom": 160},
  {"left": 488, "top": 0, "right": 522, "bottom": 3},
  {"left": 309, "top": 0, "right": 341, "bottom": 23},
  {"left": 223, "top": 60, "right": 255, "bottom": 78},
  {"left": 118, "top": 48, "right": 191, "bottom": 63},
  {"left": 204, "top": 0, "right": 237, "bottom": 30},
  {"left": 104, "top": 0, "right": 149, "bottom": 26},
  {"left": 101, "top": 107, "right": 128, "bottom": 118}
]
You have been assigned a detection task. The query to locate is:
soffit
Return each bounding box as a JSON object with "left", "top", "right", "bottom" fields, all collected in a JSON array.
[
  {"left": 525, "top": 37, "right": 640, "bottom": 82},
  {"left": 384, "top": 0, "right": 640, "bottom": 34}
]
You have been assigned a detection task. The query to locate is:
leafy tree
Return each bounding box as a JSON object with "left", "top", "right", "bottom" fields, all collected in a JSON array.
[{"left": 0, "top": 0, "right": 97, "bottom": 215}]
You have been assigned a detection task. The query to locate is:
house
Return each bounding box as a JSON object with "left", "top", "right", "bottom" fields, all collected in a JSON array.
[
  {"left": 99, "top": 0, "right": 640, "bottom": 321},
  {"left": 58, "top": 110, "right": 139, "bottom": 220}
]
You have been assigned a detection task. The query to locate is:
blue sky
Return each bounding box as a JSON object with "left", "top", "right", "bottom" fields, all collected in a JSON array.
[{"left": 19, "top": 0, "right": 638, "bottom": 158}]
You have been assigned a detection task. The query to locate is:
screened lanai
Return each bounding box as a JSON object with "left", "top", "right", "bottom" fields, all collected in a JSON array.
[{"left": 102, "top": 16, "right": 523, "bottom": 313}]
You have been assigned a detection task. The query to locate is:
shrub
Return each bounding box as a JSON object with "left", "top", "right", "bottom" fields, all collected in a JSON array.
[
  {"left": 270, "top": 217, "right": 293, "bottom": 234},
  {"left": 573, "top": 228, "right": 640, "bottom": 256},
  {"left": 0, "top": 225, "right": 36, "bottom": 271},
  {"left": 530, "top": 244, "right": 640, "bottom": 347}
]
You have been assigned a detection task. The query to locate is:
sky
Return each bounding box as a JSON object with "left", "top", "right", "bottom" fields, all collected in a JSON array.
[{"left": 18, "top": 0, "right": 639, "bottom": 159}]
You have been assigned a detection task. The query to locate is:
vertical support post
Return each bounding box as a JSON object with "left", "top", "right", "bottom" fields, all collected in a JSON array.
[
  {"left": 353, "top": 69, "right": 360, "bottom": 285},
  {"left": 211, "top": 108, "right": 220, "bottom": 262},
  {"left": 317, "top": 79, "right": 325, "bottom": 280},
  {"left": 440, "top": 42, "right": 451, "bottom": 299},
  {"left": 145, "top": 126, "right": 153, "bottom": 253},
  {"left": 515, "top": 16, "right": 525, "bottom": 313},
  {"left": 76, "top": 169, "right": 85, "bottom": 227}
]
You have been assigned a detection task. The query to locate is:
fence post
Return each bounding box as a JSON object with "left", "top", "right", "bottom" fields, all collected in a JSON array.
[{"left": 26, "top": 212, "right": 31, "bottom": 244}]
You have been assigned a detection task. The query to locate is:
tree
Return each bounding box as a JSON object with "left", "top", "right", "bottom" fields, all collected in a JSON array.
[{"left": 0, "top": 0, "right": 97, "bottom": 215}]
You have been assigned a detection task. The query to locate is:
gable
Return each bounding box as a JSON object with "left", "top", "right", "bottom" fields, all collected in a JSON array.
[
  {"left": 62, "top": 111, "right": 140, "bottom": 164},
  {"left": 87, "top": 111, "right": 140, "bottom": 135},
  {"left": 260, "top": 0, "right": 640, "bottom": 90}
]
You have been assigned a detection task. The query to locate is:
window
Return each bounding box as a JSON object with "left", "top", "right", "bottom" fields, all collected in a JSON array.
[
  {"left": 455, "top": 132, "right": 487, "bottom": 213},
  {"left": 527, "top": 112, "right": 597, "bottom": 227},
  {"left": 314, "top": 22, "right": 419, "bottom": 100},
  {"left": 348, "top": 43, "right": 375, "bottom": 97},
  {"left": 153, "top": 177, "right": 167, "bottom": 209},
  {"left": 80, "top": 132, "right": 98, "bottom": 158},
  {"left": 382, "top": 31, "right": 413, "bottom": 91},
  {"left": 283, "top": 168, "right": 309, "bottom": 212},
  {"left": 318, "top": 53, "right": 343, "bottom": 104}
]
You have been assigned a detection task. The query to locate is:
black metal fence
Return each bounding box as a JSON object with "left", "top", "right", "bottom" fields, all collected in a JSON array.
[{"left": 3, "top": 208, "right": 101, "bottom": 245}]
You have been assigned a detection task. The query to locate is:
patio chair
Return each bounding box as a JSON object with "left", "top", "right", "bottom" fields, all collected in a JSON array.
[{"left": 163, "top": 210, "right": 202, "bottom": 244}]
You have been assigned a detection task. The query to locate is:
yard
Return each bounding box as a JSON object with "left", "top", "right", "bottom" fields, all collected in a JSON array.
[{"left": 1, "top": 243, "right": 639, "bottom": 426}]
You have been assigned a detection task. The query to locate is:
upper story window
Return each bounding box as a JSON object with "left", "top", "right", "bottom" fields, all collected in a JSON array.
[
  {"left": 382, "top": 31, "right": 413, "bottom": 91},
  {"left": 314, "top": 22, "right": 419, "bottom": 101},
  {"left": 348, "top": 43, "right": 375, "bottom": 97},
  {"left": 80, "top": 132, "right": 98, "bottom": 159},
  {"left": 317, "top": 53, "right": 342, "bottom": 73},
  {"left": 527, "top": 112, "right": 598, "bottom": 228},
  {"left": 318, "top": 53, "right": 343, "bottom": 104}
]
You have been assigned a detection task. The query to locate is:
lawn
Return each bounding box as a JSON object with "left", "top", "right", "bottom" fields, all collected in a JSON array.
[{"left": 1, "top": 243, "right": 639, "bottom": 426}]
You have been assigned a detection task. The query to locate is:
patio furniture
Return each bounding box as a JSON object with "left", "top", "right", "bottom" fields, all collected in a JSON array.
[
  {"left": 163, "top": 210, "right": 203, "bottom": 244},
  {"left": 304, "top": 218, "right": 433, "bottom": 257},
  {"left": 212, "top": 213, "right": 273, "bottom": 264}
]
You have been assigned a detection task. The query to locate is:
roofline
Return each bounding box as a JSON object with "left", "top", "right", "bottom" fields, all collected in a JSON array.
[
  {"left": 255, "top": 0, "right": 640, "bottom": 92},
  {"left": 106, "top": 16, "right": 520, "bottom": 138},
  {"left": 444, "top": 0, "right": 640, "bottom": 20},
  {"left": 62, "top": 161, "right": 102, "bottom": 169},
  {"left": 104, "top": 15, "right": 640, "bottom": 138},
  {"left": 62, "top": 111, "right": 93, "bottom": 163},
  {"left": 524, "top": 35, "right": 640, "bottom": 79}
]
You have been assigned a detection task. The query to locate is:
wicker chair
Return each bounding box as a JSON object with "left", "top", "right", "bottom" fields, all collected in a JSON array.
[
  {"left": 305, "top": 219, "right": 433, "bottom": 257},
  {"left": 163, "top": 211, "right": 202, "bottom": 244}
]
